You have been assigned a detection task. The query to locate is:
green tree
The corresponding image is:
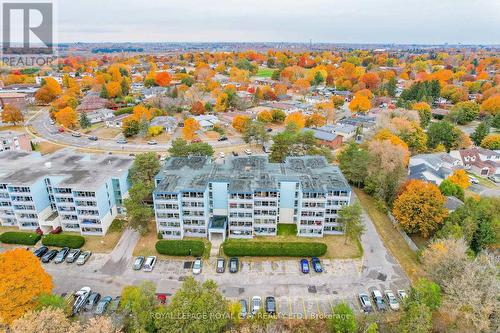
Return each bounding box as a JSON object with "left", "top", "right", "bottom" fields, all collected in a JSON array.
[
  {"left": 311, "top": 71, "right": 325, "bottom": 86},
  {"left": 120, "top": 281, "right": 157, "bottom": 333},
  {"left": 438, "top": 179, "right": 464, "bottom": 201},
  {"left": 448, "top": 101, "right": 480, "bottom": 125},
  {"left": 123, "top": 182, "right": 154, "bottom": 235},
  {"left": 35, "top": 293, "right": 67, "bottom": 311},
  {"left": 79, "top": 112, "right": 91, "bottom": 129},
  {"left": 337, "top": 143, "right": 369, "bottom": 188},
  {"left": 470, "top": 121, "right": 490, "bottom": 146},
  {"left": 123, "top": 119, "right": 140, "bottom": 137},
  {"left": 271, "top": 109, "right": 286, "bottom": 123},
  {"left": 385, "top": 76, "right": 397, "bottom": 97},
  {"left": 154, "top": 277, "right": 229, "bottom": 333},
  {"left": 338, "top": 202, "right": 365, "bottom": 245},
  {"left": 99, "top": 84, "right": 109, "bottom": 98},
  {"left": 168, "top": 138, "right": 214, "bottom": 157},
  {"left": 398, "top": 301, "right": 432, "bottom": 333},
  {"left": 121, "top": 78, "right": 130, "bottom": 96},
  {"left": 328, "top": 302, "right": 357, "bottom": 333},
  {"left": 427, "top": 121, "right": 462, "bottom": 151},
  {"left": 128, "top": 152, "right": 161, "bottom": 185},
  {"left": 243, "top": 121, "right": 269, "bottom": 145},
  {"left": 410, "top": 279, "right": 441, "bottom": 311}
]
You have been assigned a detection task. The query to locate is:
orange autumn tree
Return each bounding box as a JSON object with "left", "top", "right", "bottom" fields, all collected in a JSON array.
[
  {"left": 306, "top": 113, "right": 326, "bottom": 128},
  {"left": 106, "top": 81, "right": 122, "bottom": 98},
  {"left": 190, "top": 101, "right": 205, "bottom": 115},
  {"left": 155, "top": 72, "right": 172, "bottom": 87},
  {"left": 0, "top": 248, "right": 53, "bottom": 324},
  {"left": 348, "top": 94, "right": 371, "bottom": 113},
  {"left": 480, "top": 95, "right": 500, "bottom": 115},
  {"left": 256, "top": 110, "right": 273, "bottom": 123},
  {"left": 232, "top": 115, "right": 251, "bottom": 133},
  {"left": 1, "top": 104, "right": 24, "bottom": 125},
  {"left": 182, "top": 118, "right": 200, "bottom": 140},
  {"left": 130, "top": 105, "right": 153, "bottom": 122},
  {"left": 284, "top": 112, "right": 306, "bottom": 130},
  {"left": 54, "top": 107, "right": 78, "bottom": 129},
  {"left": 392, "top": 180, "right": 448, "bottom": 238},
  {"left": 448, "top": 169, "right": 470, "bottom": 189}
]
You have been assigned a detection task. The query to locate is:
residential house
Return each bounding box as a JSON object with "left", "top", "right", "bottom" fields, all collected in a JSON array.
[
  {"left": 408, "top": 153, "right": 462, "bottom": 185},
  {"left": 303, "top": 128, "right": 343, "bottom": 150},
  {"left": 0, "top": 131, "right": 32, "bottom": 152},
  {"left": 150, "top": 116, "right": 177, "bottom": 133},
  {"left": 105, "top": 114, "right": 129, "bottom": 128},
  {"left": 193, "top": 115, "right": 220, "bottom": 130},
  {"left": 76, "top": 94, "right": 108, "bottom": 113},
  {"left": 450, "top": 148, "right": 500, "bottom": 177},
  {"left": 85, "top": 108, "right": 115, "bottom": 124}
]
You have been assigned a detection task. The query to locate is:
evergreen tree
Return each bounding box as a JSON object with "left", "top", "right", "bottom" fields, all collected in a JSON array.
[
  {"left": 79, "top": 112, "right": 91, "bottom": 129},
  {"left": 471, "top": 121, "right": 490, "bottom": 146},
  {"left": 99, "top": 84, "right": 109, "bottom": 98}
]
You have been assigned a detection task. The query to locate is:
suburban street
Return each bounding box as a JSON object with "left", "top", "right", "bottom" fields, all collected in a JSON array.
[{"left": 4, "top": 203, "right": 409, "bottom": 318}]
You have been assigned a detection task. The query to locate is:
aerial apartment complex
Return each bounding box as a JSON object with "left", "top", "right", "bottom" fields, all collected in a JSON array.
[
  {"left": 153, "top": 155, "right": 351, "bottom": 240},
  {"left": 0, "top": 149, "right": 133, "bottom": 235}
]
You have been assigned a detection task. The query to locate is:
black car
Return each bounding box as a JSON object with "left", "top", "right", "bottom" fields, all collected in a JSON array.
[
  {"left": 229, "top": 257, "right": 239, "bottom": 273},
  {"left": 232, "top": 151, "right": 239, "bottom": 156},
  {"left": 88, "top": 136, "right": 98, "bottom": 141},
  {"left": 33, "top": 246, "right": 49, "bottom": 258},
  {"left": 218, "top": 136, "right": 228, "bottom": 141},
  {"left": 41, "top": 249, "right": 58, "bottom": 263},
  {"left": 265, "top": 296, "right": 276, "bottom": 315},
  {"left": 84, "top": 292, "right": 101, "bottom": 311}
]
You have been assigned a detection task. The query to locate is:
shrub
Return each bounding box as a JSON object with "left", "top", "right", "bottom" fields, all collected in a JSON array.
[
  {"left": 114, "top": 106, "right": 134, "bottom": 116},
  {"left": 148, "top": 125, "right": 164, "bottom": 137},
  {"left": 0, "top": 232, "right": 41, "bottom": 245},
  {"left": 42, "top": 234, "right": 85, "bottom": 248},
  {"left": 223, "top": 240, "right": 327, "bottom": 257},
  {"left": 155, "top": 240, "right": 205, "bottom": 256}
]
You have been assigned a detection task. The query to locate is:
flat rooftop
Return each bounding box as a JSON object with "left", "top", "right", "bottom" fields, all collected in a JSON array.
[
  {"left": 0, "top": 149, "right": 134, "bottom": 190},
  {"left": 155, "top": 155, "right": 350, "bottom": 193}
]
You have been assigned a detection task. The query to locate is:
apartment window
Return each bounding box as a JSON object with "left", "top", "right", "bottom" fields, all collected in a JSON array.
[{"left": 74, "top": 191, "right": 95, "bottom": 197}]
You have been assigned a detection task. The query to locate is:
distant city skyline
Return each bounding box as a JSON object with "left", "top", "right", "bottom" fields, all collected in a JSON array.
[{"left": 56, "top": 0, "right": 500, "bottom": 45}]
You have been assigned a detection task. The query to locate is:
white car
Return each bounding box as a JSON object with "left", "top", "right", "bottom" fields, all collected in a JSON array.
[
  {"left": 72, "top": 287, "right": 91, "bottom": 315},
  {"left": 143, "top": 256, "right": 157, "bottom": 272},
  {"left": 192, "top": 258, "right": 202, "bottom": 275},
  {"left": 219, "top": 152, "right": 225, "bottom": 158},
  {"left": 397, "top": 289, "right": 408, "bottom": 301},
  {"left": 468, "top": 176, "right": 479, "bottom": 184},
  {"left": 244, "top": 149, "right": 252, "bottom": 155},
  {"left": 251, "top": 296, "right": 262, "bottom": 315},
  {"left": 384, "top": 290, "right": 400, "bottom": 311}
]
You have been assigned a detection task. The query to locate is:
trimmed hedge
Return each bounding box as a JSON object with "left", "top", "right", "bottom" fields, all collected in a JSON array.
[
  {"left": 42, "top": 234, "right": 85, "bottom": 248},
  {"left": 0, "top": 232, "right": 41, "bottom": 245},
  {"left": 223, "top": 240, "right": 327, "bottom": 257},
  {"left": 155, "top": 240, "right": 205, "bottom": 256},
  {"left": 114, "top": 106, "right": 134, "bottom": 116}
]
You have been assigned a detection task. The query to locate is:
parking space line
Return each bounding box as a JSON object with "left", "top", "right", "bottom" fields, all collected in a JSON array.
[
  {"left": 316, "top": 299, "right": 322, "bottom": 315},
  {"left": 302, "top": 298, "right": 307, "bottom": 318},
  {"left": 288, "top": 296, "right": 292, "bottom": 317}
]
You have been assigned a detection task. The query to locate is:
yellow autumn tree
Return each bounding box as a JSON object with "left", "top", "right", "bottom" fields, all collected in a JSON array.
[
  {"left": 54, "top": 107, "right": 78, "bottom": 129},
  {"left": 348, "top": 94, "right": 371, "bottom": 113},
  {"left": 0, "top": 248, "right": 53, "bottom": 324},
  {"left": 284, "top": 112, "right": 306, "bottom": 130},
  {"left": 448, "top": 169, "right": 470, "bottom": 189},
  {"left": 182, "top": 118, "right": 200, "bottom": 140},
  {"left": 232, "top": 115, "right": 251, "bottom": 133},
  {"left": 215, "top": 93, "right": 229, "bottom": 112},
  {"left": 256, "top": 110, "right": 273, "bottom": 123}
]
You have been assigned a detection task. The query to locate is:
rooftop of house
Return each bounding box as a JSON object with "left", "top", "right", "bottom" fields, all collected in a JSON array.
[
  {"left": 0, "top": 149, "right": 133, "bottom": 190},
  {"left": 154, "top": 155, "right": 350, "bottom": 194},
  {"left": 410, "top": 153, "right": 461, "bottom": 167},
  {"left": 408, "top": 163, "right": 452, "bottom": 182},
  {"left": 445, "top": 196, "right": 464, "bottom": 211},
  {"left": 0, "top": 130, "right": 28, "bottom": 139}
]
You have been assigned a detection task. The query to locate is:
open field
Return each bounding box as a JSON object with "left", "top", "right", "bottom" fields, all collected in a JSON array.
[
  {"left": 354, "top": 188, "right": 425, "bottom": 283},
  {"left": 87, "top": 126, "right": 122, "bottom": 139},
  {"left": 37, "top": 141, "right": 64, "bottom": 154},
  {"left": 256, "top": 67, "right": 274, "bottom": 78}
]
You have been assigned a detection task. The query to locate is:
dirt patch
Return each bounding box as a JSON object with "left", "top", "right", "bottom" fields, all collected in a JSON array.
[
  {"left": 83, "top": 231, "right": 123, "bottom": 253},
  {"left": 38, "top": 141, "right": 64, "bottom": 155},
  {"left": 205, "top": 131, "right": 221, "bottom": 140},
  {"left": 89, "top": 127, "right": 122, "bottom": 139}
]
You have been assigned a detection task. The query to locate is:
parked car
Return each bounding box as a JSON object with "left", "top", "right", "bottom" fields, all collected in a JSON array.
[
  {"left": 229, "top": 257, "right": 239, "bottom": 273},
  {"left": 251, "top": 296, "right": 262, "bottom": 316},
  {"left": 76, "top": 251, "right": 92, "bottom": 265},
  {"left": 133, "top": 256, "right": 145, "bottom": 270},
  {"left": 311, "top": 257, "right": 322, "bottom": 273},
  {"left": 358, "top": 293, "right": 373, "bottom": 312},
  {"left": 50, "top": 120, "right": 55, "bottom": 125},
  {"left": 300, "top": 259, "right": 309, "bottom": 274},
  {"left": 488, "top": 175, "right": 500, "bottom": 183},
  {"left": 191, "top": 138, "right": 201, "bottom": 143},
  {"left": 244, "top": 149, "right": 252, "bottom": 155},
  {"left": 35, "top": 227, "right": 44, "bottom": 235},
  {"left": 54, "top": 247, "right": 70, "bottom": 263},
  {"left": 239, "top": 299, "right": 248, "bottom": 318},
  {"left": 41, "top": 249, "right": 58, "bottom": 263},
  {"left": 95, "top": 296, "right": 112, "bottom": 315},
  {"left": 109, "top": 296, "right": 121, "bottom": 312},
  {"left": 371, "top": 289, "right": 387, "bottom": 311},
  {"left": 84, "top": 292, "right": 101, "bottom": 311},
  {"left": 192, "top": 258, "right": 202, "bottom": 274},
  {"left": 219, "top": 152, "right": 225, "bottom": 158},
  {"left": 266, "top": 128, "right": 273, "bottom": 132},
  {"left": 397, "top": 289, "right": 408, "bottom": 301},
  {"left": 117, "top": 139, "right": 127, "bottom": 144},
  {"left": 265, "top": 296, "right": 276, "bottom": 315},
  {"left": 66, "top": 249, "right": 81, "bottom": 263},
  {"left": 216, "top": 257, "right": 226, "bottom": 273},
  {"left": 232, "top": 151, "right": 239, "bottom": 156},
  {"left": 33, "top": 246, "right": 49, "bottom": 258},
  {"left": 384, "top": 290, "right": 400, "bottom": 311},
  {"left": 71, "top": 132, "right": 81, "bottom": 137},
  {"left": 218, "top": 136, "right": 228, "bottom": 141},
  {"left": 262, "top": 145, "right": 270, "bottom": 153},
  {"left": 468, "top": 176, "right": 479, "bottom": 184},
  {"left": 147, "top": 140, "right": 158, "bottom": 145},
  {"left": 143, "top": 256, "right": 157, "bottom": 272},
  {"left": 88, "top": 136, "right": 98, "bottom": 141},
  {"left": 72, "top": 287, "right": 91, "bottom": 315},
  {"left": 58, "top": 127, "right": 65, "bottom": 133}
]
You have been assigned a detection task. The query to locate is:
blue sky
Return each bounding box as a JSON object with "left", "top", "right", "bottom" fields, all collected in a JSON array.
[{"left": 57, "top": 0, "right": 500, "bottom": 44}]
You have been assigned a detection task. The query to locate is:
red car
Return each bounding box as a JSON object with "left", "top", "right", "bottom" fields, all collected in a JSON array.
[
  {"left": 58, "top": 127, "right": 65, "bottom": 133},
  {"left": 35, "top": 227, "right": 44, "bottom": 235},
  {"left": 191, "top": 138, "right": 201, "bottom": 143},
  {"left": 156, "top": 293, "right": 168, "bottom": 305}
]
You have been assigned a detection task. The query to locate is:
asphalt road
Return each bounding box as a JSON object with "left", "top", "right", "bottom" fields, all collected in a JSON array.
[{"left": 26, "top": 109, "right": 246, "bottom": 153}]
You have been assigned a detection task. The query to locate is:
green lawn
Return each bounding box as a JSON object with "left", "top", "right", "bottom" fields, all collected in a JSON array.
[
  {"left": 256, "top": 68, "right": 274, "bottom": 78},
  {"left": 277, "top": 224, "right": 297, "bottom": 236}
]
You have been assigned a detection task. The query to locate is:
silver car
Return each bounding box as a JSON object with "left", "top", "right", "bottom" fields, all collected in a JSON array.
[{"left": 192, "top": 258, "right": 202, "bottom": 275}]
